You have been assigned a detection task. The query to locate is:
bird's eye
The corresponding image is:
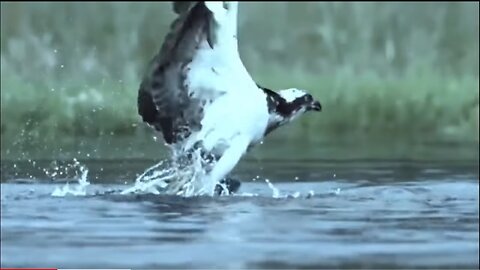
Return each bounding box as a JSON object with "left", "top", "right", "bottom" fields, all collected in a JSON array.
[{"left": 304, "top": 94, "right": 313, "bottom": 102}]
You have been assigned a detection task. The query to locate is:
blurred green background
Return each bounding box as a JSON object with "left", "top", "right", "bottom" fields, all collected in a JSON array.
[{"left": 1, "top": 2, "right": 479, "bottom": 161}]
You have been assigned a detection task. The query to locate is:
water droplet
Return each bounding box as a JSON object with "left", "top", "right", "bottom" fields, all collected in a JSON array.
[
  {"left": 60, "top": 64, "right": 64, "bottom": 68},
  {"left": 294, "top": 176, "right": 299, "bottom": 181},
  {"left": 153, "top": 136, "right": 158, "bottom": 142},
  {"left": 265, "top": 179, "right": 280, "bottom": 198},
  {"left": 51, "top": 88, "right": 55, "bottom": 92},
  {"left": 333, "top": 173, "right": 336, "bottom": 178},
  {"left": 54, "top": 49, "right": 58, "bottom": 53}
]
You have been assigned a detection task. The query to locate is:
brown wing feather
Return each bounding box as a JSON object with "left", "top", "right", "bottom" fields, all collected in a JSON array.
[{"left": 137, "top": 2, "right": 215, "bottom": 144}]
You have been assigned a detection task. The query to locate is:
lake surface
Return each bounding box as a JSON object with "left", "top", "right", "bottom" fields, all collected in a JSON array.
[{"left": 1, "top": 156, "right": 479, "bottom": 269}]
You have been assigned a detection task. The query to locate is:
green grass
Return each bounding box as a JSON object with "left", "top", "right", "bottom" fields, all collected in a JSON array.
[
  {"left": 2, "top": 69, "right": 478, "bottom": 146},
  {"left": 255, "top": 68, "right": 479, "bottom": 143},
  {"left": 1, "top": 69, "right": 478, "bottom": 161}
]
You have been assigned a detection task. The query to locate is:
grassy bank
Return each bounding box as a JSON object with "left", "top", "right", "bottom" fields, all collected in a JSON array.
[
  {"left": 1, "top": 69, "right": 478, "bottom": 142},
  {"left": 1, "top": 69, "right": 478, "bottom": 161},
  {"left": 1, "top": 2, "right": 479, "bottom": 160}
]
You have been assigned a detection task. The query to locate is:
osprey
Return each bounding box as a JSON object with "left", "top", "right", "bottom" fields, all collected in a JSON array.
[{"left": 137, "top": 1, "right": 322, "bottom": 196}]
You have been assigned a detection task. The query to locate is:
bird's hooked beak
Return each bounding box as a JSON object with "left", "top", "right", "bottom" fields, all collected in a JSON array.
[{"left": 309, "top": 100, "right": 322, "bottom": 112}]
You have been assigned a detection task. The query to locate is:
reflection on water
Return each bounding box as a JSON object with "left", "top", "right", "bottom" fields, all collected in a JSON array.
[{"left": 1, "top": 158, "right": 479, "bottom": 269}]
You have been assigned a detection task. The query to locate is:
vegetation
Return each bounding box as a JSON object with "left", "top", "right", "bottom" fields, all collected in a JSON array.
[{"left": 1, "top": 2, "right": 478, "bottom": 160}]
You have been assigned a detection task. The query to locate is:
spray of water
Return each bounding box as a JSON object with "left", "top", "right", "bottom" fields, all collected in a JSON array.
[
  {"left": 265, "top": 179, "right": 280, "bottom": 198},
  {"left": 51, "top": 163, "right": 90, "bottom": 197},
  {"left": 46, "top": 150, "right": 317, "bottom": 199},
  {"left": 119, "top": 147, "right": 306, "bottom": 198},
  {"left": 120, "top": 147, "right": 217, "bottom": 197}
]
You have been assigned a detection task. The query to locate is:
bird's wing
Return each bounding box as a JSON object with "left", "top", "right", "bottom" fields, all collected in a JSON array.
[
  {"left": 172, "top": 2, "right": 195, "bottom": 14},
  {"left": 137, "top": 1, "right": 245, "bottom": 145}
]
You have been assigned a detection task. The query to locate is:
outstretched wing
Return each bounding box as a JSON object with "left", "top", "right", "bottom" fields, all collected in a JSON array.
[{"left": 137, "top": 1, "right": 241, "bottom": 145}]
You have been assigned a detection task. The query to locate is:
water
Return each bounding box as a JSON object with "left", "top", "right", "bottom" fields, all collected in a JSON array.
[{"left": 1, "top": 157, "right": 479, "bottom": 269}]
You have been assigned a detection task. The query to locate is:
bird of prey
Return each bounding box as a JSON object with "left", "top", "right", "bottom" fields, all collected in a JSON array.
[{"left": 137, "top": 1, "right": 322, "bottom": 196}]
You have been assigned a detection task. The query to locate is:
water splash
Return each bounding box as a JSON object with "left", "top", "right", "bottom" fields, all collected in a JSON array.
[
  {"left": 43, "top": 151, "right": 317, "bottom": 200},
  {"left": 44, "top": 158, "right": 85, "bottom": 181},
  {"left": 120, "top": 147, "right": 217, "bottom": 197},
  {"left": 265, "top": 178, "right": 280, "bottom": 198},
  {"left": 250, "top": 178, "right": 318, "bottom": 199},
  {"left": 51, "top": 164, "right": 90, "bottom": 197},
  {"left": 120, "top": 160, "right": 177, "bottom": 195}
]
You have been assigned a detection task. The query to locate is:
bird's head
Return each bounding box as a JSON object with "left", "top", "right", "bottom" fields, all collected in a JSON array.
[
  {"left": 277, "top": 88, "right": 322, "bottom": 113},
  {"left": 262, "top": 86, "right": 322, "bottom": 136}
]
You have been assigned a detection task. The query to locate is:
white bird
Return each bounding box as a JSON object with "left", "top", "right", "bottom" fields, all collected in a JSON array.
[{"left": 137, "top": 1, "right": 322, "bottom": 196}]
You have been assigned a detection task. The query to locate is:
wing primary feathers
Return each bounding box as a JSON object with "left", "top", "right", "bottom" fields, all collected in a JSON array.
[
  {"left": 138, "top": 2, "right": 215, "bottom": 144},
  {"left": 173, "top": 1, "right": 218, "bottom": 49},
  {"left": 138, "top": 1, "right": 237, "bottom": 144},
  {"left": 173, "top": 2, "right": 195, "bottom": 14}
]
